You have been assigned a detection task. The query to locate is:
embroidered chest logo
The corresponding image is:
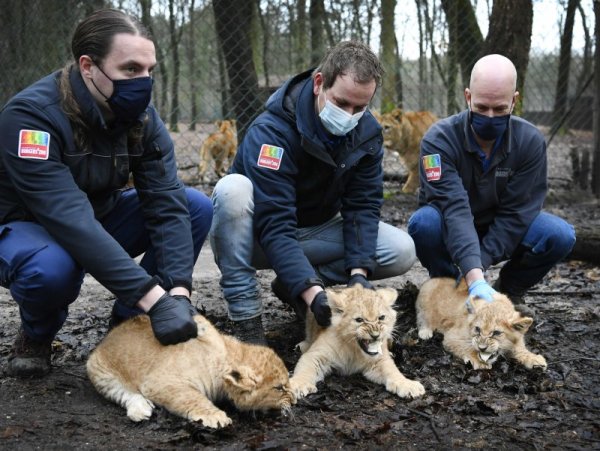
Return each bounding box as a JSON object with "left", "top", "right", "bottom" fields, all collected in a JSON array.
[
  {"left": 18, "top": 130, "right": 50, "bottom": 160},
  {"left": 422, "top": 154, "right": 441, "bottom": 181},
  {"left": 257, "top": 144, "right": 284, "bottom": 170},
  {"left": 495, "top": 167, "right": 511, "bottom": 178}
]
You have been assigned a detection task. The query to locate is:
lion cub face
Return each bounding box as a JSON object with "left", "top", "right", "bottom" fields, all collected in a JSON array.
[
  {"left": 328, "top": 285, "right": 398, "bottom": 356},
  {"left": 223, "top": 343, "right": 295, "bottom": 413},
  {"left": 466, "top": 294, "right": 534, "bottom": 365}
]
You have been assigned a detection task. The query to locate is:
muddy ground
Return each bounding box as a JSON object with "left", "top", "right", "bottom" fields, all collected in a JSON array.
[{"left": 0, "top": 129, "right": 599, "bottom": 450}]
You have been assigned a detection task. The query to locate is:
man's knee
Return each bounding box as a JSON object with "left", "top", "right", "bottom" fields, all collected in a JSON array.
[
  {"left": 13, "top": 245, "right": 83, "bottom": 311},
  {"left": 528, "top": 213, "right": 576, "bottom": 261},
  {"left": 408, "top": 205, "right": 443, "bottom": 238},
  {"left": 212, "top": 174, "right": 254, "bottom": 219}
]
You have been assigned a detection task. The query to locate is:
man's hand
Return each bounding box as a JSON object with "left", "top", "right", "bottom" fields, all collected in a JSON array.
[
  {"left": 348, "top": 273, "right": 374, "bottom": 290},
  {"left": 467, "top": 279, "right": 496, "bottom": 303},
  {"left": 310, "top": 291, "right": 332, "bottom": 327},
  {"left": 148, "top": 293, "right": 198, "bottom": 345},
  {"left": 172, "top": 294, "right": 205, "bottom": 316}
]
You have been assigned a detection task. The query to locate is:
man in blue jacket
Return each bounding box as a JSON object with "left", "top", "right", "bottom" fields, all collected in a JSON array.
[
  {"left": 0, "top": 9, "right": 213, "bottom": 378},
  {"left": 408, "top": 54, "right": 575, "bottom": 307},
  {"left": 210, "top": 41, "right": 416, "bottom": 344}
]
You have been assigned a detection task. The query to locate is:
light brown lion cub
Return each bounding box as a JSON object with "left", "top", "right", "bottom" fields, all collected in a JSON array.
[
  {"left": 290, "top": 285, "right": 425, "bottom": 400},
  {"left": 87, "top": 315, "right": 295, "bottom": 428},
  {"left": 416, "top": 278, "right": 547, "bottom": 370}
]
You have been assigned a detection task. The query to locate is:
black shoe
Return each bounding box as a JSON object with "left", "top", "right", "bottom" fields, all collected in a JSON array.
[
  {"left": 6, "top": 328, "right": 52, "bottom": 378},
  {"left": 493, "top": 279, "right": 535, "bottom": 317},
  {"left": 233, "top": 316, "right": 267, "bottom": 346},
  {"left": 271, "top": 277, "right": 306, "bottom": 320}
]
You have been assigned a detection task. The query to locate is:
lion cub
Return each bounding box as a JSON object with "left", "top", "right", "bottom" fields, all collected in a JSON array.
[
  {"left": 290, "top": 285, "right": 425, "bottom": 400},
  {"left": 87, "top": 315, "right": 295, "bottom": 428},
  {"left": 378, "top": 108, "right": 438, "bottom": 194},
  {"left": 198, "top": 119, "right": 237, "bottom": 179},
  {"left": 416, "top": 278, "right": 547, "bottom": 370}
]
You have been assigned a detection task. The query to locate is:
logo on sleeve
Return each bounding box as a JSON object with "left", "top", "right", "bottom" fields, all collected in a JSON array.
[
  {"left": 18, "top": 130, "right": 50, "bottom": 160},
  {"left": 422, "top": 154, "right": 441, "bottom": 181},
  {"left": 257, "top": 144, "right": 284, "bottom": 170}
]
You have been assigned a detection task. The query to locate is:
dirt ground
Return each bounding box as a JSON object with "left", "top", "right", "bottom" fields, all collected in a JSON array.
[{"left": 1, "top": 129, "right": 599, "bottom": 450}]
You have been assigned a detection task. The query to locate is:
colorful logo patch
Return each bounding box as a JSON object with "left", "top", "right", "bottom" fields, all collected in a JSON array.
[
  {"left": 18, "top": 130, "right": 50, "bottom": 160},
  {"left": 257, "top": 144, "right": 284, "bottom": 170},
  {"left": 422, "top": 154, "right": 441, "bottom": 182}
]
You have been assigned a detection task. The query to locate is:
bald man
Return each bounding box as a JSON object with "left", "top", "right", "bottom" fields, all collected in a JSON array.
[{"left": 408, "top": 54, "right": 575, "bottom": 308}]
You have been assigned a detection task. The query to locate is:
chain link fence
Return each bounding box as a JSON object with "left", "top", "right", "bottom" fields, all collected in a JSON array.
[{"left": 0, "top": 0, "right": 595, "bottom": 185}]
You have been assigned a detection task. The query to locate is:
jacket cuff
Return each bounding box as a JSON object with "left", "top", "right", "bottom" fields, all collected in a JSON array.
[
  {"left": 126, "top": 275, "right": 162, "bottom": 307},
  {"left": 345, "top": 259, "right": 376, "bottom": 277},
  {"left": 168, "top": 279, "right": 193, "bottom": 293},
  {"left": 290, "top": 277, "right": 324, "bottom": 301},
  {"left": 479, "top": 251, "right": 493, "bottom": 270},
  {"left": 459, "top": 255, "right": 484, "bottom": 277}
]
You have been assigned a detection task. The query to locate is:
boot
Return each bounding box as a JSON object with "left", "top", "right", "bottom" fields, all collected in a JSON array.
[
  {"left": 6, "top": 328, "right": 52, "bottom": 378},
  {"left": 493, "top": 278, "right": 535, "bottom": 317},
  {"left": 271, "top": 277, "right": 307, "bottom": 321},
  {"left": 233, "top": 316, "right": 267, "bottom": 346}
]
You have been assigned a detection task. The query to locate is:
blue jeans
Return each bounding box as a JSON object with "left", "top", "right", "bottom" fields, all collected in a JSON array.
[
  {"left": 407, "top": 205, "right": 576, "bottom": 294},
  {"left": 209, "top": 174, "right": 416, "bottom": 321},
  {"left": 0, "top": 187, "right": 213, "bottom": 341}
]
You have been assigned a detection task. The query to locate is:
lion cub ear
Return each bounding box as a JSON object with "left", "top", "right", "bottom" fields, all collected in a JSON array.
[
  {"left": 465, "top": 296, "right": 477, "bottom": 314},
  {"left": 511, "top": 315, "right": 533, "bottom": 333},
  {"left": 376, "top": 287, "right": 398, "bottom": 307},
  {"left": 223, "top": 366, "right": 261, "bottom": 392}
]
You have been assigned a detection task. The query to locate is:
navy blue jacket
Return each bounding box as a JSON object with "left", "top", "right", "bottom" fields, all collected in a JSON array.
[
  {"left": 418, "top": 110, "right": 547, "bottom": 275},
  {"left": 0, "top": 68, "right": 194, "bottom": 306},
  {"left": 231, "top": 69, "right": 384, "bottom": 299}
]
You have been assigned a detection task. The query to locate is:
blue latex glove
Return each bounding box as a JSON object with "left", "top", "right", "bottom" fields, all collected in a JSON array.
[
  {"left": 310, "top": 291, "right": 332, "bottom": 327},
  {"left": 467, "top": 279, "right": 497, "bottom": 303},
  {"left": 348, "top": 273, "right": 374, "bottom": 290}
]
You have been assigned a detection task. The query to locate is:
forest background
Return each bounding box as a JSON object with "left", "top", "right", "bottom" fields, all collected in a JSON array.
[{"left": 0, "top": 0, "right": 597, "bottom": 191}]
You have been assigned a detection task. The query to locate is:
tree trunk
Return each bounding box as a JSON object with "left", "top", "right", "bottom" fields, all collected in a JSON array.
[
  {"left": 139, "top": 0, "right": 169, "bottom": 116},
  {"left": 295, "top": 0, "right": 308, "bottom": 71},
  {"left": 380, "top": 0, "right": 397, "bottom": 113},
  {"left": 552, "top": 0, "right": 578, "bottom": 126},
  {"left": 415, "top": 0, "right": 426, "bottom": 110},
  {"left": 440, "top": 0, "right": 483, "bottom": 89},
  {"left": 310, "top": 0, "right": 329, "bottom": 66},
  {"left": 187, "top": 0, "right": 198, "bottom": 131},
  {"left": 479, "top": 0, "right": 533, "bottom": 115},
  {"left": 569, "top": 226, "right": 600, "bottom": 264},
  {"left": 593, "top": 0, "right": 600, "bottom": 197},
  {"left": 213, "top": 0, "right": 263, "bottom": 141},
  {"left": 168, "top": 0, "right": 181, "bottom": 132}
]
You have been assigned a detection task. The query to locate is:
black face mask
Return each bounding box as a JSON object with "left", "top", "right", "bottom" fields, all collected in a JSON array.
[
  {"left": 470, "top": 110, "right": 510, "bottom": 140},
  {"left": 91, "top": 63, "right": 153, "bottom": 122}
]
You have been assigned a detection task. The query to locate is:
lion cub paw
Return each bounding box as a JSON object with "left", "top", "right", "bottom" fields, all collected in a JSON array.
[
  {"left": 465, "top": 357, "right": 492, "bottom": 370},
  {"left": 522, "top": 353, "right": 547, "bottom": 370},
  {"left": 417, "top": 327, "right": 433, "bottom": 340},
  {"left": 289, "top": 378, "right": 317, "bottom": 400},
  {"left": 126, "top": 395, "right": 154, "bottom": 422},
  {"left": 191, "top": 409, "right": 232, "bottom": 429},
  {"left": 386, "top": 378, "right": 425, "bottom": 398}
]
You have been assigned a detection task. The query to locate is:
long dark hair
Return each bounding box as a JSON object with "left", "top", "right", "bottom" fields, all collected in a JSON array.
[{"left": 59, "top": 9, "right": 152, "bottom": 151}]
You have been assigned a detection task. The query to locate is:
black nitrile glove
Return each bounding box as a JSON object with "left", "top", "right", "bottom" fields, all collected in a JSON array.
[
  {"left": 172, "top": 294, "right": 205, "bottom": 316},
  {"left": 148, "top": 293, "right": 198, "bottom": 345},
  {"left": 310, "top": 291, "right": 332, "bottom": 327},
  {"left": 348, "top": 273, "right": 374, "bottom": 290}
]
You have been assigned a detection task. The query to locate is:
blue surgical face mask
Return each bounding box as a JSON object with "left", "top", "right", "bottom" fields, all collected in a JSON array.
[
  {"left": 92, "top": 63, "right": 153, "bottom": 122},
  {"left": 469, "top": 107, "right": 510, "bottom": 141},
  {"left": 318, "top": 91, "right": 364, "bottom": 136}
]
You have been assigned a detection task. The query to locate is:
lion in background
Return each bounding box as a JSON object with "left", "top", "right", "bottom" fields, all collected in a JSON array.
[
  {"left": 373, "top": 108, "right": 438, "bottom": 194},
  {"left": 198, "top": 119, "right": 237, "bottom": 180}
]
